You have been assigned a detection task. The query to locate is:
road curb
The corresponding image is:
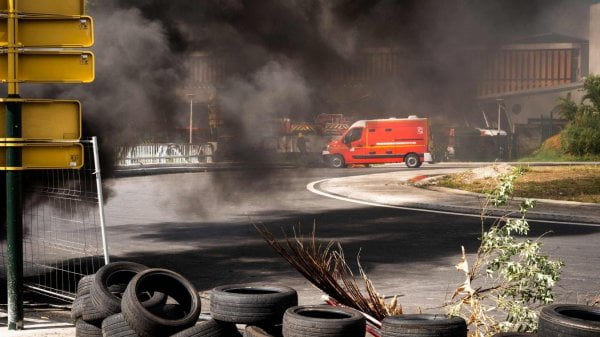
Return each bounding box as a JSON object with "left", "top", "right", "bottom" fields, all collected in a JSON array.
[{"left": 308, "top": 176, "right": 600, "bottom": 227}]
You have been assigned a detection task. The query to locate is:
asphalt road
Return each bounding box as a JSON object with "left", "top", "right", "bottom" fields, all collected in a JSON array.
[{"left": 103, "top": 164, "right": 600, "bottom": 312}]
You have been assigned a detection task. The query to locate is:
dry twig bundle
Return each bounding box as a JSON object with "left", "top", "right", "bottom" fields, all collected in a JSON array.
[{"left": 255, "top": 224, "right": 402, "bottom": 322}]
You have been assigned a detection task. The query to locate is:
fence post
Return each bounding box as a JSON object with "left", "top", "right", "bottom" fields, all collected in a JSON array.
[{"left": 92, "top": 137, "right": 110, "bottom": 265}]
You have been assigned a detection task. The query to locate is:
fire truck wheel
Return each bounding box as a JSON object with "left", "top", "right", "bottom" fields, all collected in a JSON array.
[
  {"left": 404, "top": 153, "right": 421, "bottom": 168},
  {"left": 330, "top": 155, "right": 345, "bottom": 168}
]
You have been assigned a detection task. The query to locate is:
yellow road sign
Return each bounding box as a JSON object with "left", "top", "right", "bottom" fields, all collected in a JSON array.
[
  {"left": 0, "top": 16, "right": 93, "bottom": 47},
  {"left": 0, "top": 0, "right": 85, "bottom": 16},
  {"left": 0, "top": 50, "right": 94, "bottom": 83},
  {"left": 0, "top": 143, "right": 84, "bottom": 170},
  {"left": 0, "top": 99, "right": 81, "bottom": 141}
]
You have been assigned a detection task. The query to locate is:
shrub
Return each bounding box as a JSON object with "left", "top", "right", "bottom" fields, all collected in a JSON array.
[{"left": 557, "top": 75, "right": 600, "bottom": 156}]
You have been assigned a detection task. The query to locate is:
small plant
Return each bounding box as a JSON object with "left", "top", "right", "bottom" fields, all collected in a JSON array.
[{"left": 446, "top": 168, "right": 564, "bottom": 337}]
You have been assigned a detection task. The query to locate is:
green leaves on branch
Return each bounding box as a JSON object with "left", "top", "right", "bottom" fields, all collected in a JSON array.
[{"left": 446, "top": 168, "right": 564, "bottom": 336}]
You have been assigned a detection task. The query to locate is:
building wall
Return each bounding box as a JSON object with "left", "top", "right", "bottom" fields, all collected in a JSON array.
[
  {"left": 590, "top": 2, "right": 600, "bottom": 74},
  {"left": 475, "top": 47, "right": 581, "bottom": 97},
  {"left": 482, "top": 85, "right": 584, "bottom": 129}
]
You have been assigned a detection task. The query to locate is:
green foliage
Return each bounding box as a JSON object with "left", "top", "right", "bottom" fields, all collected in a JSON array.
[
  {"left": 556, "top": 92, "right": 578, "bottom": 121},
  {"left": 446, "top": 168, "right": 564, "bottom": 336},
  {"left": 558, "top": 75, "right": 600, "bottom": 156}
]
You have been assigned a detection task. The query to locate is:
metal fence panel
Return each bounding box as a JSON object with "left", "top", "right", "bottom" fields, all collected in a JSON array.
[{"left": 0, "top": 138, "right": 107, "bottom": 302}]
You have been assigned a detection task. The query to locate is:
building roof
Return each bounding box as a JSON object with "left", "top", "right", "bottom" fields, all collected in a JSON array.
[{"left": 510, "top": 32, "right": 588, "bottom": 45}]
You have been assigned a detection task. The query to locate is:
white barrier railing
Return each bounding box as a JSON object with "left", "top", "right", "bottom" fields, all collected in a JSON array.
[{"left": 116, "top": 143, "right": 215, "bottom": 166}]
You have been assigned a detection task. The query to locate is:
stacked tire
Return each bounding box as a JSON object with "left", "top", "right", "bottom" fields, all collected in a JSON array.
[
  {"left": 71, "top": 261, "right": 229, "bottom": 337},
  {"left": 282, "top": 305, "right": 366, "bottom": 337},
  {"left": 210, "top": 284, "right": 298, "bottom": 337},
  {"left": 538, "top": 304, "right": 600, "bottom": 337},
  {"left": 71, "top": 261, "right": 165, "bottom": 336},
  {"left": 381, "top": 314, "right": 467, "bottom": 337}
]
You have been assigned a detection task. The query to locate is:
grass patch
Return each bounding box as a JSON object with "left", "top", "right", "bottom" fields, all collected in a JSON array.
[
  {"left": 437, "top": 165, "right": 600, "bottom": 203},
  {"left": 519, "top": 148, "right": 600, "bottom": 162},
  {"left": 519, "top": 134, "right": 600, "bottom": 162}
]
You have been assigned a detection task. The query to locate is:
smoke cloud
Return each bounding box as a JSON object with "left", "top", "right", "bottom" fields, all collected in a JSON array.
[
  {"left": 218, "top": 61, "right": 312, "bottom": 148},
  {"left": 13, "top": 0, "right": 586, "bottom": 157}
]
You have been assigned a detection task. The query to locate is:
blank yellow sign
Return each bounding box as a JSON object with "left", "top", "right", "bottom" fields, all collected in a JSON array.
[
  {"left": 0, "top": 143, "right": 84, "bottom": 170},
  {"left": 0, "top": 99, "right": 81, "bottom": 141},
  {"left": 0, "top": 16, "right": 93, "bottom": 47},
  {"left": 0, "top": 51, "right": 94, "bottom": 83},
  {"left": 0, "top": 0, "right": 85, "bottom": 16}
]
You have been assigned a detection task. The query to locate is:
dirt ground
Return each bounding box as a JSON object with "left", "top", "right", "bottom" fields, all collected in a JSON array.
[{"left": 436, "top": 165, "right": 600, "bottom": 203}]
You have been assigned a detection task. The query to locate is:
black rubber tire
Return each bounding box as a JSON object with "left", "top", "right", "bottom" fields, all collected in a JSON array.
[
  {"left": 102, "top": 313, "right": 139, "bottom": 337},
  {"left": 121, "top": 268, "right": 201, "bottom": 337},
  {"left": 244, "top": 325, "right": 282, "bottom": 337},
  {"left": 171, "top": 319, "right": 242, "bottom": 337},
  {"left": 538, "top": 304, "right": 600, "bottom": 337},
  {"left": 210, "top": 284, "right": 297, "bottom": 325},
  {"left": 76, "top": 319, "right": 103, "bottom": 337},
  {"left": 91, "top": 261, "right": 166, "bottom": 321},
  {"left": 491, "top": 333, "right": 536, "bottom": 336},
  {"left": 80, "top": 295, "right": 106, "bottom": 324},
  {"left": 71, "top": 295, "right": 86, "bottom": 322},
  {"left": 282, "top": 305, "right": 365, "bottom": 337},
  {"left": 404, "top": 153, "right": 421, "bottom": 168},
  {"left": 381, "top": 314, "right": 467, "bottom": 337},
  {"left": 329, "top": 155, "right": 345, "bottom": 168},
  {"left": 77, "top": 275, "right": 95, "bottom": 298},
  {"left": 148, "top": 304, "right": 187, "bottom": 320}
]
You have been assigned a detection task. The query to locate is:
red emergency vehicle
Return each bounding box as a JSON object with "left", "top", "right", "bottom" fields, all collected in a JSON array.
[{"left": 322, "top": 116, "right": 433, "bottom": 168}]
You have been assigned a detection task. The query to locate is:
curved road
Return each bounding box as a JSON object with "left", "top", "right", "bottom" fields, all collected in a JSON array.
[{"left": 103, "top": 164, "right": 600, "bottom": 311}]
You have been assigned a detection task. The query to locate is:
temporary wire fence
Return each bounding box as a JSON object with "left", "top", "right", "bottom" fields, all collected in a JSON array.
[{"left": 0, "top": 137, "right": 108, "bottom": 302}]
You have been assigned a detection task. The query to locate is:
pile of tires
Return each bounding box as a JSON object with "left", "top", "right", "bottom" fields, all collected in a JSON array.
[
  {"left": 71, "top": 261, "right": 227, "bottom": 336},
  {"left": 210, "top": 286, "right": 367, "bottom": 337}
]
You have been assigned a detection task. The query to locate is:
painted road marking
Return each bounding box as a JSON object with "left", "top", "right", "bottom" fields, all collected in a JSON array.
[{"left": 306, "top": 179, "right": 600, "bottom": 228}]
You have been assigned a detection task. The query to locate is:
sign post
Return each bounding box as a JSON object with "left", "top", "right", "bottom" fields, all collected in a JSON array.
[
  {"left": 5, "top": 0, "right": 23, "bottom": 330},
  {"left": 2, "top": 0, "right": 94, "bottom": 329}
]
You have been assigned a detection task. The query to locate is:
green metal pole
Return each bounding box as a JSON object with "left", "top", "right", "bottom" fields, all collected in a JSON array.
[{"left": 5, "top": 97, "right": 23, "bottom": 330}]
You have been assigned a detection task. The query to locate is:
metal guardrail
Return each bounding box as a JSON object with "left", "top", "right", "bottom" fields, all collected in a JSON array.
[{"left": 116, "top": 143, "right": 215, "bottom": 166}]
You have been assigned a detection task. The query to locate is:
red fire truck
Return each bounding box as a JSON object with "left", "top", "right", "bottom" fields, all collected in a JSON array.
[{"left": 322, "top": 116, "right": 433, "bottom": 168}]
